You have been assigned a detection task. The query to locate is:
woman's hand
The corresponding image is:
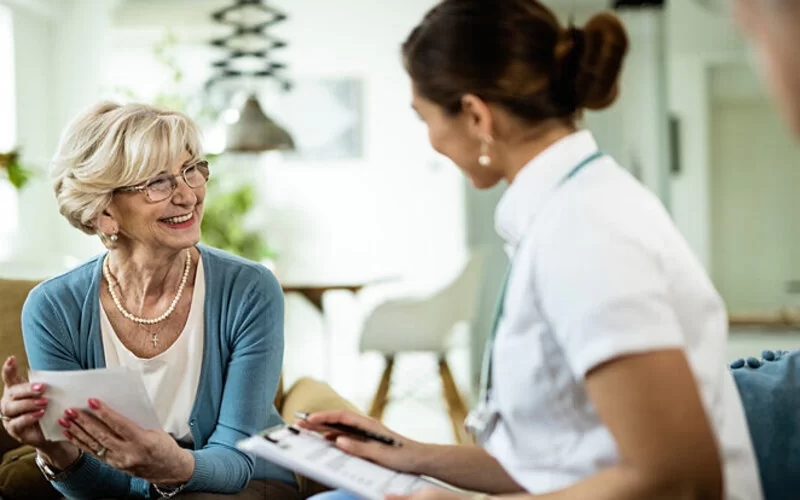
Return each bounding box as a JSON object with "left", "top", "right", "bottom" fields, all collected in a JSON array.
[
  {"left": 387, "top": 488, "right": 470, "bottom": 500},
  {"left": 1, "top": 356, "right": 50, "bottom": 449},
  {"left": 60, "top": 398, "right": 194, "bottom": 486},
  {"left": 297, "top": 410, "right": 428, "bottom": 474}
]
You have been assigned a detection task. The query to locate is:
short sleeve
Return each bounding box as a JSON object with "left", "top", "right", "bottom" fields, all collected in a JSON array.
[{"left": 536, "top": 205, "right": 685, "bottom": 379}]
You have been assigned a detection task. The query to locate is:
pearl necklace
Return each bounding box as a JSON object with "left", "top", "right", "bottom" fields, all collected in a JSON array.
[{"left": 103, "top": 249, "right": 192, "bottom": 325}]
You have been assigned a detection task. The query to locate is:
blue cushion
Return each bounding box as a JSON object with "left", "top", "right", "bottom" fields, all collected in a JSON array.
[{"left": 730, "top": 349, "right": 800, "bottom": 499}]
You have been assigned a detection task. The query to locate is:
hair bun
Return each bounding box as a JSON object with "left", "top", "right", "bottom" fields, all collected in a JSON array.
[{"left": 572, "top": 12, "right": 629, "bottom": 111}]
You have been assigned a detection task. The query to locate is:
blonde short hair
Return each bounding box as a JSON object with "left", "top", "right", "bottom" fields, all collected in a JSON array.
[{"left": 51, "top": 101, "right": 203, "bottom": 236}]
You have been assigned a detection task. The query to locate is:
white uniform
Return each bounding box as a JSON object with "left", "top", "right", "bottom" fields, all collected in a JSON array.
[{"left": 480, "top": 130, "right": 762, "bottom": 499}]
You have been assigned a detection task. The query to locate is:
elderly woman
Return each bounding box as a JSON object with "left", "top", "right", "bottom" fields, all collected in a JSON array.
[{"left": 0, "top": 102, "right": 300, "bottom": 499}]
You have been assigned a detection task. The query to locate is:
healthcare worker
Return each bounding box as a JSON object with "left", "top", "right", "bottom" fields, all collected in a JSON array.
[{"left": 304, "top": 1, "right": 762, "bottom": 499}]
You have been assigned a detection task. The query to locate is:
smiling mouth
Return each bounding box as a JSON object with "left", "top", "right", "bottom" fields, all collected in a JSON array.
[{"left": 160, "top": 213, "right": 194, "bottom": 224}]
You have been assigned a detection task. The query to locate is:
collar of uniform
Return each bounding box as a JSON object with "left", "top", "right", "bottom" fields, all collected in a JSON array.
[{"left": 494, "top": 129, "right": 599, "bottom": 249}]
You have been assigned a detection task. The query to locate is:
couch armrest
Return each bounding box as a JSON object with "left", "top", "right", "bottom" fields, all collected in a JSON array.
[
  {"left": 279, "top": 378, "right": 361, "bottom": 497},
  {"left": 0, "top": 445, "right": 61, "bottom": 500},
  {"left": 280, "top": 378, "right": 360, "bottom": 424},
  {"left": 0, "top": 427, "right": 18, "bottom": 458}
]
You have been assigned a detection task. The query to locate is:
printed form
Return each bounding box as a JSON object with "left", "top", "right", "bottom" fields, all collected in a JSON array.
[{"left": 238, "top": 426, "right": 447, "bottom": 500}]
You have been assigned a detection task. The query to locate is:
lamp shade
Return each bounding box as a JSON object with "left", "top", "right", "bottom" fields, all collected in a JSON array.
[{"left": 226, "top": 94, "right": 295, "bottom": 152}]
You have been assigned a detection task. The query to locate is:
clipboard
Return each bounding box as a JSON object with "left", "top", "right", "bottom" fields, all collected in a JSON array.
[{"left": 237, "top": 425, "right": 446, "bottom": 500}]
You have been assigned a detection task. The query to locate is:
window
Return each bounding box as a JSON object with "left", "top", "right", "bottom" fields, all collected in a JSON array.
[{"left": 0, "top": 3, "right": 17, "bottom": 261}]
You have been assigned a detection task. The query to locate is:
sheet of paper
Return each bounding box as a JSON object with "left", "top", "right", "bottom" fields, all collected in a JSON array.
[
  {"left": 28, "top": 367, "right": 161, "bottom": 442},
  {"left": 238, "top": 426, "right": 447, "bottom": 500}
]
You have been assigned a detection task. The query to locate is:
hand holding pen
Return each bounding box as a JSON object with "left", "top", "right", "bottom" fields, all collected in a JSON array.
[
  {"left": 295, "top": 411, "right": 403, "bottom": 447},
  {"left": 295, "top": 410, "right": 425, "bottom": 474}
]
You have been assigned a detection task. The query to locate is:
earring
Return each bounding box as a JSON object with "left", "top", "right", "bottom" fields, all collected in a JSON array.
[
  {"left": 478, "top": 136, "right": 493, "bottom": 167},
  {"left": 109, "top": 233, "right": 118, "bottom": 242}
]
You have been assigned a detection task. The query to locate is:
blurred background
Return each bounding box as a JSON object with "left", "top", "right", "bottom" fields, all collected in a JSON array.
[{"left": 0, "top": 0, "right": 798, "bottom": 445}]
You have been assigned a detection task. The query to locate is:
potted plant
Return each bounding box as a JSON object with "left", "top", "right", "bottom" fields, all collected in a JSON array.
[
  {"left": 0, "top": 149, "right": 32, "bottom": 189},
  {"left": 200, "top": 178, "right": 278, "bottom": 264}
]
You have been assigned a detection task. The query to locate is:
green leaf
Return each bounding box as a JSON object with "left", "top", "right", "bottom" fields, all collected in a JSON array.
[
  {"left": 200, "top": 182, "right": 276, "bottom": 262},
  {"left": 0, "top": 150, "right": 33, "bottom": 190},
  {"left": 6, "top": 163, "right": 32, "bottom": 189}
]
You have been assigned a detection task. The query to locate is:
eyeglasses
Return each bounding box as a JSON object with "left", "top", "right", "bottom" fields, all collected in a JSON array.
[{"left": 116, "top": 161, "right": 210, "bottom": 202}]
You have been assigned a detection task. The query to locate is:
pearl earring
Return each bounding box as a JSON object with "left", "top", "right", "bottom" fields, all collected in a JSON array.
[
  {"left": 109, "top": 233, "right": 118, "bottom": 242},
  {"left": 478, "top": 136, "right": 493, "bottom": 167}
]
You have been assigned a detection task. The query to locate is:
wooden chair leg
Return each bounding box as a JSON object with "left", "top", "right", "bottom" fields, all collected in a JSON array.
[
  {"left": 438, "top": 357, "right": 473, "bottom": 445},
  {"left": 369, "top": 356, "right": 394, "bottom": 421}
]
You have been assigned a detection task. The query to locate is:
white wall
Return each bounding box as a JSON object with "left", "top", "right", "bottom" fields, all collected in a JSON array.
[
  {"left": 244, "top": 0, "right": 467, "bottom": 284},
  {"left": 0, "top": 0, "right": 117, "bottom": 278},
  {"left": 3, "top": 1, "right": 59, "bottom": 275},
  {"left": 0, "top": 3, "right": 14, "bottom": 151},
  {"left": 619, "top": 9, "right": 671, "bottom": 207},
  {"left": 666, "top": 0, "right": 748, "bottom": 268},
  {"left": 663, "top": 3, "right": 800, "bottom": 351},
  {"left": 0, "top": 3, "right": 18, "bottom": 261}
]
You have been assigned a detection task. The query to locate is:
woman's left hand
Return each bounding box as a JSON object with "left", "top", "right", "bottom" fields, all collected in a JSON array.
[
  {"left": 387, "top": 488, "right": 471, "bottom": 500},
  {"left": 59, "top": 398, "right": 194, "bottom": 486}
]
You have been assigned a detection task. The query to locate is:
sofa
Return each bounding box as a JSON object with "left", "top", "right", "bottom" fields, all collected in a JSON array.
[{"left": 0, "top": 278, "right": 357, "bottom": 499}]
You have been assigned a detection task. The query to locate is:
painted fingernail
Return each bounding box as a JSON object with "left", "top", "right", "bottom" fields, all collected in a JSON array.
[
  {"left": 65, "top": 409, "right": 78, "bottom": 419},
  {"left": 32, "top": 383, "right": 44, "bottom": 392},
  {"left": 35, "top": 409, "right": 45, "bottom": 417},
  {"left": 58, "top": 418, "right": 71, "bottom": 428},
  {"left": 63, "top": 431, "right": 72, "bottom": 439},
  {"left": 88, "top": 398, "right": 100, "bottom": 410},
  {"left": 35, "top": 398, "right": 48, "bottom": 407}
]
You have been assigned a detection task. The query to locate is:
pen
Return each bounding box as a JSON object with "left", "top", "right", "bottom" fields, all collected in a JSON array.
[{"left": 295, "top": 411, "right": 403, "bottom": 447}]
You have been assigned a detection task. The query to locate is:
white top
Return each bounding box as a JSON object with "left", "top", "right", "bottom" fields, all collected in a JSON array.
[
  {"left": 483, "top": 130, "right": 762, "bottom": 499},
  {"left": 100, "top": 258, "right": 205, "bottom": 444}
]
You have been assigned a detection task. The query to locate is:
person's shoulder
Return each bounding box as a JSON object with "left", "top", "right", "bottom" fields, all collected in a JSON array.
[
  {"left": 25, "top": 254, "right": 103, "bottom": 313},
  {"left": 529, "top": 155, "right": 682, "bottom": 278},
  {"left": 199, "top": 245, "right": 281, "bottom": 297},
  {"left": 544, "top": 156, "right": 672, "bottom": 246}
]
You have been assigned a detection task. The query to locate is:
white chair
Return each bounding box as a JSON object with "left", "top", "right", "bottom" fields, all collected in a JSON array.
[{"left": 357, "top": 251, "right": 485, "bottom": 444}]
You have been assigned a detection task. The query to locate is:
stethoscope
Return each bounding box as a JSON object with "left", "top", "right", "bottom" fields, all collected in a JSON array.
[{"left": 464, "top": 150, "right": 605, "bottom": 444}]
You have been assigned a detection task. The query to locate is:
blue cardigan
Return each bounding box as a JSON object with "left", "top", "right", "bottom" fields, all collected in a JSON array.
[{"left": 22, "top": 245, "right": 296, "bottom": 499}]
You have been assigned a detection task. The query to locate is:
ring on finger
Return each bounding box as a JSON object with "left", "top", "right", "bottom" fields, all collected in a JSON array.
[
  {"left": 67, "top": 424, "right": 103, "bottom": 458},
  {"left": 0, "top": 408, "right": 10, "bottom": 422}
]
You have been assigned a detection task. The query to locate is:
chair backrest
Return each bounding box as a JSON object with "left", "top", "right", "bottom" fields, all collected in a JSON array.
[
  {"left": 359, "top": 251, "right": 486, "bottom": 354},
  {"left": 0, "top": 278, "right": 40, "bottom": 372}
]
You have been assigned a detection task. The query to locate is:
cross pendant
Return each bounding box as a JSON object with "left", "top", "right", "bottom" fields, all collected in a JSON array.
[{"left": 151, "top": 332, "right": 159, "bottom": 348}]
